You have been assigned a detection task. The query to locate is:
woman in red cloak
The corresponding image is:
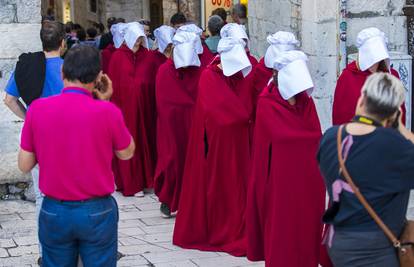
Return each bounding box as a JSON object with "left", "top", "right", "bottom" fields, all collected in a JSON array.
[
  {"left": 173, "top": 37, "right": 254, "bottom": 256},
  {"left": 101, "top": 22, "right": 127, "bottom": 74},
  {"left": 151, "top": 25, "right": 175, "bottom": 72},
  {"left": 175, "top": 24, "right": 215, "bottom": 68},
  {"left": 333, "top": 27, "right": 403, "bottom": 125},
  {"left": 107, "top": 22, "right": 156, "bottom": 197},
  {"left": 252, "top": 31, "right": 299, "bottom": 108},
  {"left": 246, "top": 50, "right": 327, "bottom": 267},
  {"left": 154, "top": 31, "right": 203, "bottom": 217}
]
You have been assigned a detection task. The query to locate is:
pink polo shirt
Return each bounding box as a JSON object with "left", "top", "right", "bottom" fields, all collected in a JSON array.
[{"left": 20, "top": 87, "right": 132, "bottom": 201}]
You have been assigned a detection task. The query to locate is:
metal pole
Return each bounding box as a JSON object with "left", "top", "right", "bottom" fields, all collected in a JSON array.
[
  {"left": 338, "top": 0, "right": 347, "bottom": 73},
  {"left": 404, "top": 1, "right": 414, "bottom": 129}
]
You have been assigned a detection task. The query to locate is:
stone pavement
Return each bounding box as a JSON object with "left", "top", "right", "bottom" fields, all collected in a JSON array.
[{"left": 0, "top": 192, "right": 265, "bottom": 267}]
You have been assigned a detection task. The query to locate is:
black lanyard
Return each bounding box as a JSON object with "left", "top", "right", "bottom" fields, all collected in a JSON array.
[{"left": 352, "top": 115, "right": 383, "bottom": 127}]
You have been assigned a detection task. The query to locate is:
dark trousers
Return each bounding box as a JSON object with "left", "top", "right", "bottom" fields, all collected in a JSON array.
[
  {"left": 328, "top": 230, "right": 399, "bottom": 267},
  {"left": 39, "top": 196, "right": 118, "bottom": 267}
]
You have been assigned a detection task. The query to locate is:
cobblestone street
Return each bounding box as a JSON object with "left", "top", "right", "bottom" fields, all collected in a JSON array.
[{"left": 0, "top": 192, "right": 264, "bottom": 267}]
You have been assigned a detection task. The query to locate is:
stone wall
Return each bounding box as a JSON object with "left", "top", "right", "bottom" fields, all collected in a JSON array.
[
  {"left": 248, "top": 0, "right": 408, "bottom": 130},
  {"left": 105, "top": 0, "right": 148, "bottom": 23},
  {"left": 162, "top": 0, "right": 201, "bottom": 26},
  {"left": 0, "top": 0, "right": 42, "bottom": 184}
]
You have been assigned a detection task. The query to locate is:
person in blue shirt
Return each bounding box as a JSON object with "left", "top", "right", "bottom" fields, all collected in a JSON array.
[
  {"left": 4, "top": 21, "right": 65, "bottom": 119},
  {"left": 2, "top": 21, "right": 65, "bottom": 266}
]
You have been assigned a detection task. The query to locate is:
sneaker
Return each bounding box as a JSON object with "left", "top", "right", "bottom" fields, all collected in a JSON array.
[
  {"left": 134, "top": 191, "right": 144, "bottom": 198},
  {"left": 160, "top": 203, "right": 172, "bottom": 218}
]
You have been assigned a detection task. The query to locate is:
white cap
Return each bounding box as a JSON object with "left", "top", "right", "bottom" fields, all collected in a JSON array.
[
  {"left": 356, "top": 27, "right": 390, "bottom": 71},
  {"left": 154, "top": 25, "right": 175, "bottom": 54},
  {"left": 273, "top": 50, "right": 314, "bottom": 100},
  {"left": 264, "top": 31, "right": 299, "bottom": 68},
  {"left": 220, "top": 23, "right": 248, "bottom": 41},
  {"left": 176, "top": 24, "right": 203, "bottom": 54},
  {"left": 124, "top": 22, "right": 149, "bottom": 51},
  {"left": 172, "top": 31, "right": 201, "bottom": 69},
  {"left": 217, "top": 37, "right": 252, "bottom": 77},
  {"left": 111, "top": 23, "right": 128, "bottom": 48}
]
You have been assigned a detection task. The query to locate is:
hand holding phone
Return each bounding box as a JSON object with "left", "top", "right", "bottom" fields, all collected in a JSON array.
[{"left": 93, "top": 73, "right": 113, "bottom": 101}]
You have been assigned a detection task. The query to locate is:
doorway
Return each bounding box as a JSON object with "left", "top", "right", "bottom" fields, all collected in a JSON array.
[{"left": 150, "top": 0, "right": 163, "bottom": 30}]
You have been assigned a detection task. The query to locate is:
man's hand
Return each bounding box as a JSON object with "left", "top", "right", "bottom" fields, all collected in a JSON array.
[{"left": 93, "top": 74, "right": 113, "bottom": 101}]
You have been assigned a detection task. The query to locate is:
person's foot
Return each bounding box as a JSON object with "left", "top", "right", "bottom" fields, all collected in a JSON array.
[
  {"left": 134, "top": 191, "right": 144, "bottom": 198},
  {"left": 160, "top": 203, "right": 172, "bottom": 218},
  {"left": 37, "top": 257, "right": 42, "bottom": 266}
]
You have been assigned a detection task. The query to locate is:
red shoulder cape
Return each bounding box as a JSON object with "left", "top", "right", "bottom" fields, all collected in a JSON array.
[
  {"left": 154, "top": 60, "right": 203, "bottom": 212},
  {"left": 173, "top": 57, "right": 255, "bottom": 256},
  {"left": 332, "top": 61, "right": 402, "bottom": 125},
  {"left": 107, "top": 45, "right": 157, "bottom": 195},
  {"left": 247, "top": 83, "right": 327, "bottom": 266}
]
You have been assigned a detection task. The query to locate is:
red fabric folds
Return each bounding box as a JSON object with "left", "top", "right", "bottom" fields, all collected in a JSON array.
[
  {"left": 107, "top": 45, "right": 156, "bottom": 196},
  {"left": 251, "top": 58, "right": 273, "bottom": 112},
  {"left": 246, "top": 83, "right": 327, "bottom": 267},
  {"left": 332, "top": 61, "right": 402, "bottom": 125},
  {"left": 200, "top": 44, "right": 216, "bottom": 67},
  {"left": 154, "top": 60, "right": 202, "bottom": 212},
  {"left": 151, "top": 50, "right": 168, "bottom": 73},
  {"left": 101, "top": 43, "right": 116, "bottom": 74},
  {"left": 247, "top": 51, "right": 258, "bottom": 67},
  {"left": 173, "top": 57, "right": 254, "bottom": 256}
]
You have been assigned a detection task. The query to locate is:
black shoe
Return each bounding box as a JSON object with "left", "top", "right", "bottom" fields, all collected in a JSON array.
[
  {"left": 117, "top": 251, "right": 124, "bottom": 260},
  {"left": 160, "top": 203, "right": 172, "bottom": 218},
  {"left": 37, "top": 257, "right": 42, "bottom": 266}
]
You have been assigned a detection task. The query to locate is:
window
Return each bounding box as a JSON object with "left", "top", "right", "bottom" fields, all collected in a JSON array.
[{"left": 89, "top": 0, "right": 97, "bottom": 13}]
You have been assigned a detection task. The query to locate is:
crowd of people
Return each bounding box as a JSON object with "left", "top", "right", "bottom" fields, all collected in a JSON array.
[{"left": 4, "top": 3, "right": 414, "bottom": 267}]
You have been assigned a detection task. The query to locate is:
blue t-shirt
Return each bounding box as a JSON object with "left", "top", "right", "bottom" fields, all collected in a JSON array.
[
  {"left": 5, "top": 57, "right": 64, "bottom": 99},
  {"left": 318, "top": 126, "right": 414, "bottom": 234}
]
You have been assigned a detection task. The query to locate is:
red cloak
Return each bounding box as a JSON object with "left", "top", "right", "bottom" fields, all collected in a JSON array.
[
  {"left": 246, "top": 83, "right": 327, "bottom": 267},
  {"left": 173, "top": 57, "right": 254, "bottom": 256},
  {"left": 332, "top": 61, "right": 402, "bottom": 125},
  {"left": 101, "top": 43, "right": 116, "bottom": 74},
  {"left": 107, "top": 45, "right": 156, "bottom": 196},
  {"left": 154, "top": 59, "right": 203, "bottom": 212},
  {"left": 200, "top": 44, "right": 216, "bottom": 67},
  {"left": 151, "top": 49, "right": 168, "bottom": 73},
  {"left": 251, "top": 58, "right": 273, "bottom": 112},
  {"left": 247, "top": 51, "right": 258, "bottom": 66}
]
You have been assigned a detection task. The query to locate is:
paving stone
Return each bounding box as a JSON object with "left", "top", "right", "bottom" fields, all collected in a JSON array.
[
  {"left": 117, "top": 255, "right": 149, "bottom": 266},
  {"left": 136, "top": 202, "right": 161, "bottom": 211},
  {"left": 142, "top": 250, "right": 219, "bottom": 264},
  {"left": 154, "top": 260, "right": 198, "bottom": 267},
  {"left": 0, "top": 254, "right": 38, "bottom": 266},
  {"left": 0, "top": 239, "right": 16, "bottom": 248},
  {"left": 119, "top": 244, "right": 169, "bottom": 256},
  {"left": 13, "top": 236, "right": 38, "bottom": 246},
  {"left": 192, "top": 255, "right": 260, "bottom": 267},
  {"left": 119, "top": 237, "right": 148, "bottom": 246},
  {"left": 140, "top": 217, "right": 175, "bottom": 226},
  {"left": 0, "top": 248, "right": 9, "bottom": 258},
  {"left": 119, "top": 210, "right": 161, "bottom": 220},
  {"left": 119, "top": 227, "right": 146, "bottom": 237},
  {"left": 8, "top": 245, "right": 38, "bottom": 256}
]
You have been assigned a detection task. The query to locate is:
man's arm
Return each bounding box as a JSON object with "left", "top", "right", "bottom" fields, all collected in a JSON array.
[
  {"left": 115, "top": 137, "right": 135, "bottom": 160},
  {"left": 18, "top": 149, "right": 37, "bottom": 173},
  {"left": 3, "top": 93, "right": 26, "bottom": 120}
]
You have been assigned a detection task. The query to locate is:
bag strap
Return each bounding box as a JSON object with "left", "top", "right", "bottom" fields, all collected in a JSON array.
[{"left": 336, "top": 125, "right": 402, "bottom": 249}]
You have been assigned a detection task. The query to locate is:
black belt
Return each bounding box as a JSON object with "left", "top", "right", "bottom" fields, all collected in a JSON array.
[{"left": 44, "top": 195, "right": 111, "bottom": 203}]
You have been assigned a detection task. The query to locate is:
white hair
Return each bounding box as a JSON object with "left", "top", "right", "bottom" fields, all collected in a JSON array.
[{"left": 362, "top": 72, "right": 405, "bottom": 119}]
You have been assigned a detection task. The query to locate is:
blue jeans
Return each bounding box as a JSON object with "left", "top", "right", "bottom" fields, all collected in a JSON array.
[{"left": 39, "top": 196, "right": 118, "bottom": 267}]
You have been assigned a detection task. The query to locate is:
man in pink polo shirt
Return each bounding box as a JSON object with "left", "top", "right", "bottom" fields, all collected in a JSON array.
[{"left": 18, "top": 45, "right": 135, "bottom": 267}]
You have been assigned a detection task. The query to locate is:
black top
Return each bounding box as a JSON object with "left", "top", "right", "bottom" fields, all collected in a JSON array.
[
  {"left": 318, "top": 126, "right": 414, "bottom": 234},
  {"left": 15, "top": 51, "right": 46, "bottom": 106},
  {"left": 99, "top": 32, "right": 113, "bottom": 50}
]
